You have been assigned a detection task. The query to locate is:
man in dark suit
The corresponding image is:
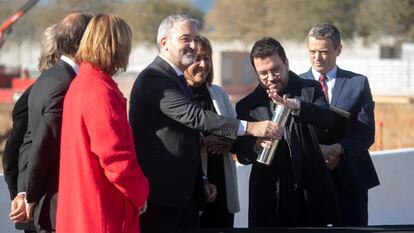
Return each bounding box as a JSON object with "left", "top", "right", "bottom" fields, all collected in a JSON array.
[
  {"left": 300, "top": 23, "right": 379, "bottom": 226},
  {"left": 234, "top": 37, "right": 339, "bottom": 227},
  {"left": 22, "top": 12, "right": 92, "bottom": 233},
  {"left": 3, "top": 87, "right": 36, "bottom": 232},
  {"left": 129, "top": 14, "right": 278, "bottom": 233}
]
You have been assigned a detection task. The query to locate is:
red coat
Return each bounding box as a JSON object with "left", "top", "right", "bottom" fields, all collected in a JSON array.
[{"left": 56, "top": 63, "right": 149, "bottom": 233}]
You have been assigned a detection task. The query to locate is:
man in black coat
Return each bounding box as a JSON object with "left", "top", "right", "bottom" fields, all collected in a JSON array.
[
  {"left": 22, "top": 12, "right": 92, "bottom": 233},
  {"left": 3, "top": 87, "right": 36, "bottom": 232},
  {"left": 234, "top": 37, "right": 339, "bottom": 227},
  {"left": 129, "top": 14, "right": 278, "bottom": 233}
]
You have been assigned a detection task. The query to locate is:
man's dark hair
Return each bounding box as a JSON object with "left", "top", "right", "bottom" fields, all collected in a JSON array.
[
  {"left": 56, "top": 11, "right": 94, "bottom": 56},
  {"left": 308, "top": 23, "right": 341, "bottom": 49},
  {"left": 250, "top": 37, "right": 287, "bottom": 71}
]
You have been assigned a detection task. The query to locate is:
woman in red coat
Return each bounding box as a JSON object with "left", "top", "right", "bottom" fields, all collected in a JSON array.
[{"left": 56, "top": 14, "right": 149, "bottom": 233}]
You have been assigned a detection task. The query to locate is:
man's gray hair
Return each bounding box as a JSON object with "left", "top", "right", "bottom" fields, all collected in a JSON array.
[
  {"left": 308, "top": 23, "right": 341, "bottom": 49},
  {"left": 156, "top": 14, "right": 200, "bottom": 49}
]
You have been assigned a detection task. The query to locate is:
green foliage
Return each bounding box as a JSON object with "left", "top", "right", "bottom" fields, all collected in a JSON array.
[
  {"left": 114, "top": 0, "right": 203, "bottom": 46},
  {"left": 355, "top": 0, "right": 414, "bottom": 43},
  {"left": 205, "top": 0, "right": 361, "bottom": 43},
  {"left": 0, "top": 0, "right": 203, "bottom": 46},
  {"left": 1, "top": 0, "right": 414, "bottom": 46}
]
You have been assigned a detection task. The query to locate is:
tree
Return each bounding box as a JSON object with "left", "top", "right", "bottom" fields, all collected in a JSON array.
[
  {"left": 205, "top": 0, "right": 362, "bottom": 43},
  {"left": 114, "top": 0, "right": 203, "bottom": 45},
  {"left": 355, "top": 0, "right": 414, "bottom": 43}
]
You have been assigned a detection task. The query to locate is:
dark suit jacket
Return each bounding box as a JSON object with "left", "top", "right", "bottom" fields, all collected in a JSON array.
[
  {"left": 2, "top": 86, "right": 36, "bottom": 231},
  {"left": 24, "top": 59, "right": 76, "bottom": 231},
  {"left": 300, "top": 68, "right": 379, "bottom": 192},
  {"left": 129, "top": 56, "right": 240, "bottom": 208},
  {"left": 234, "top": 72, "right": 339, "bottom": 227},
  {"left": 3, "top": 87, "right": 31, "bottom": 199}
]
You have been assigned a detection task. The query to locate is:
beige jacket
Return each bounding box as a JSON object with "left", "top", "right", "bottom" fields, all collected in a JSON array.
[{"left": 200, "top": 84, "right": 240, "bottom": 213}]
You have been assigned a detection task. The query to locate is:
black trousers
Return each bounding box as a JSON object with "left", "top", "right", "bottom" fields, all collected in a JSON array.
[
  {"left": 334, "top": 181, "right": 368, "bottom": 226},
  {"left": 200, "top": 196, "right": 234, "bottom": 228},
  {"left": 141, "top": 200, "right": 200, "bottom": 233}
]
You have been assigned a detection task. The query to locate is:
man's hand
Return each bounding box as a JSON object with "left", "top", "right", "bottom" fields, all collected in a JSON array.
[
  {"left": 256, "top": 137, "right": 281, "bottom": 150},
  {"left": 138, "top": 201, "right": 147, "bottom": 215},
  {"left": 203, "top": 181, "right": 217, "bottom": 203},
  {"left": 203, "top": 135, "right": 233, "bottom": 155},
  {"left": 9, "top": 193, "right": 27, "bottom": 223},
  {"left": 320, "top": 143, "right": 342, "bottom": 170},
  {"left": 25, "top": 201, "right": 35, "bottom": 222},
  {"left": 267, "top": 90, "right": 300, "bottom": 111},
  {"left": 246, "top": 121, "right": 280, "bottom": 139}
]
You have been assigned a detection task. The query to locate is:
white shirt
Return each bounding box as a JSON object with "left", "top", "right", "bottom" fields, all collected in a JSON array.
[{"left": 60, "top": 55, "right": 79, "bottom": 74}]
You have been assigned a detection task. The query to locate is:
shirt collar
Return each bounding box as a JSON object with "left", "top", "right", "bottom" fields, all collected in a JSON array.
[
  {"left": 60, "top": 55, "right": 79, "bottom": 74},
  {"left": 311, "top": 65, "right": 338, "bottom": 81},
  {"left": 159, "top": 54, "right": 183, "bottom": 76}
]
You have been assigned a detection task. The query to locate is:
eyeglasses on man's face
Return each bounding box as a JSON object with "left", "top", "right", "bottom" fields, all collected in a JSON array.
[{"left": 257, "top": 67, "right": 283, "bottom": 80}]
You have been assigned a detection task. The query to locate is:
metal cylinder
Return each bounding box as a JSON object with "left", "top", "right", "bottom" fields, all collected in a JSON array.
[{"left": 256, "top": 104, "right": 291, "bottom": 165}]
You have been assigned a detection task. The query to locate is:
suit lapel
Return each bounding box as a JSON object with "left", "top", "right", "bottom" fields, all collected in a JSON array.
[
  {"left": 302, "top": 69, "right": 315, "bottom": 81},
  {"left": 331, "top": 68, "right": 347, "bottom": 105},
  {"left": 154, "top": 56, "right": 191, "bottom": 99},
  {"left": 251, "top": 86, "right": 273, "bottom": 120}
]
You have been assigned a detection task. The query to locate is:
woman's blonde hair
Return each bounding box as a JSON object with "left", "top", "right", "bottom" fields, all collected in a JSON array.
[
  {"left": 76, "top": 14, "right": 132, "bottom": 76},
  {"left": 38, "top": 24, "right": 59, "bottom": 72}
]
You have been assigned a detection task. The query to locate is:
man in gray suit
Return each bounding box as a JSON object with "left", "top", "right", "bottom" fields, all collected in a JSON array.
[
  {"left": 300, "top": 23, "right": 379, "bottom": 226},
  {"left": 21, "top": 11, "right": 92, "bottom": 233}
]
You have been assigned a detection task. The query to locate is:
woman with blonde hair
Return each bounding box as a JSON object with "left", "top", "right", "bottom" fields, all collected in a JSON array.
[
  {"left": 184, "top": 35, "right": 240, "bottom": 228},
  {"left": 56, "top": 14, "right": 149, "bottom": 233},
  {"left": 37, "top": 23, "right": 59, "bottom": 72}
]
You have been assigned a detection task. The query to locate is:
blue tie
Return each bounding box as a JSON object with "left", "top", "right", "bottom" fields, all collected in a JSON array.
[{"left": 178, "top": 74, "right": 191, "bottom": 98}]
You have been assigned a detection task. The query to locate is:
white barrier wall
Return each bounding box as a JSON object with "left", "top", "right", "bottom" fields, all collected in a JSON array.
[{"left": 1, "top": 148, "right": 414, "bottom": 232}]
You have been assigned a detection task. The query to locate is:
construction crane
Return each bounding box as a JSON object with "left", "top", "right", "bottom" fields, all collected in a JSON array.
[{"left": 0, "top": 0, "right": 39, "bottom": 49}]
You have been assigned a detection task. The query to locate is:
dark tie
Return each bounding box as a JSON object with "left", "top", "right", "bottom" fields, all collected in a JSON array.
[
  {"left": 178, "top": 74, "right": 191, "bottom": 99},
  {"left": 319, "top": 73, "right": 328, "bottom": 100}
]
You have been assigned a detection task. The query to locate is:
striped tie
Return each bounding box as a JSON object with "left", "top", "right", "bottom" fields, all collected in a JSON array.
[{"left": 319, "top": 73, "right": 328, "bottom": 100}]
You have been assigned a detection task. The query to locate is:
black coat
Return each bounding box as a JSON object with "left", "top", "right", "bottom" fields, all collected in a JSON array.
[
  {"left": 24, "top": 59, "right": 76, "bottom": 231},
  {"left": 129, "top": 56, "right": 240, "bottom": 209},
  {"left": 2, "top": 86, "right": 36, "bottom": 231},
  {"left": 3, "top": 87, "right": 31, "bottom": 199},
  {"left": 234, "top": 72, "right": 339, "bottom": 227}
]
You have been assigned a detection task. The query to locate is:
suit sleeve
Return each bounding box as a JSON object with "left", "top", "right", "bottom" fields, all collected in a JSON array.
[
  {"left": 3, "top": 89, "right": 30, "bottom": 199},
  {"left": 340, "top": 77, "right": 375, "bottom": 158},
  {"left": 84, "top": 91, "right": 148, "bottom": 210},
  {"left": 232, "top": 102, "right": 259, "bottom": 165},
  {"left": 25, "top": 88, "right": 66, "bottom": 203},
  {"left": 295, "top": 82, "right": 334, "bottom": 130},
  {"left": 17, "top": 129, "right": 32, "bottom": 194},
  {"left": 146, "top": 78, "right": 240, "bottom": 140}
]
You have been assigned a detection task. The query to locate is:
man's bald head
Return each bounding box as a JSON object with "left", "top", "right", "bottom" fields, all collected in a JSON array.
[{"left": 56, "top": 11, "right": 93, "bottom": 57}]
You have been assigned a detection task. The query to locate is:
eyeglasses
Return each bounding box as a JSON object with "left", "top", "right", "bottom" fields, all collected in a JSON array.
[{"left": 257, "top": 68, "right": 283, "bottom": 80}]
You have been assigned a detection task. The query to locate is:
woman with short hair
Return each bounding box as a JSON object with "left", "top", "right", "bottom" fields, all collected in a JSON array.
[{"left": 56, "top": 14, "right": 149, "bottom": 233}]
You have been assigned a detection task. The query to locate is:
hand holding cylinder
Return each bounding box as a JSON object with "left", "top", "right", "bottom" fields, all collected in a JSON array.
[{"left": 256, "top": 103, "right": 291, "bottom": 165}]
